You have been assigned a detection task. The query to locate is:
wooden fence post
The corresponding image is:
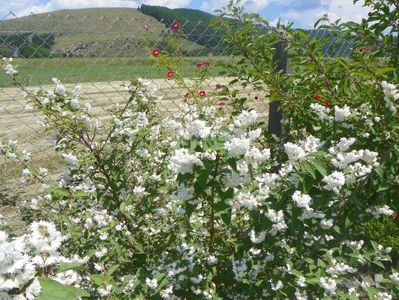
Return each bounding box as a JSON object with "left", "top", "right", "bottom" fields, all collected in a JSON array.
[{"left": 268, "top": 41, "right": 287, "bottom": 136}]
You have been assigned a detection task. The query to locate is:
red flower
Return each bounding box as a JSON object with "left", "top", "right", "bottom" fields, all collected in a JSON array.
[
  {"left": 199, "top": 90, "right": 206, "bottom": 97},
  {"left": 218, "top": 101, "right": 225, "bottom": 107},
  {"left": 196, "top": 61, "right": 210, "bottom": 68},
  {"left": 391, "top": 213, "right": 397, "bottom": 221},
  {"left": 322, "top": 100, "right": 331, "bottom": 108},
  {"left": 314, "top": 94, "right": 321, "bottom": 101},
  {"left": 171, "top": 21, "right": 180, "bottom": 30},
  {"left": 215, "top": 83, "right": 222, "bottom": 90},
  {"left": 143, "top": 23, "right": 150, "bottom": 30},
  {"left": 152, "top": 48, "right": 160, "bottom": 57},
  {"left": 183, "top": 92, "right": 190, "bottom": 98},
  {"left": 167, "top": 71, "right": 174, "bottom": 78},
  {"left": 359, "top": 45, "right": 372, "bottom": 53}
]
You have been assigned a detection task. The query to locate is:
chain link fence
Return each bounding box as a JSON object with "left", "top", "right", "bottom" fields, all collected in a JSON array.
[
  {"left": 0, "top": 10, "right": 271, "bottom": 156},
  {"left": 0, "top": 10, "right": 353, "bottom": 156}
]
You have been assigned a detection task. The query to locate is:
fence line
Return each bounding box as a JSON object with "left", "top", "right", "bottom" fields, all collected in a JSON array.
[{"left": 0, "top": 10, "right": 353, "bottom": 154}]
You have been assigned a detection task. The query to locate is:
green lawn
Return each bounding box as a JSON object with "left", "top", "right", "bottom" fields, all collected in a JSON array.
[{"left": 0, "top": 57, "right": 235, "bottom": 87}]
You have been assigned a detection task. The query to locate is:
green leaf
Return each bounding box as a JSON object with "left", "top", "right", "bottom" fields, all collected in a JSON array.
[
  {"left": 377, "top": 67, "right": 395, "bottom": 75},
  {"left": 107, "top": 264, "right": 120, "bottom": 275},
  {"left": 312, "top": 159, "right": 327, "bottom": 177},
  {"left": 37, "top": 277, "right": 90, "bottom": 300},
  {"left": 56, "top": 263, "right": 84, "bottom": 273}
]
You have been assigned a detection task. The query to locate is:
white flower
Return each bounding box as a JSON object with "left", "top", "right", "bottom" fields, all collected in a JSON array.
[
  {"left": 310, "top": 103, "right": 332, "bottom": 121},
  {"left": 25, "top": 278, "right": 41, "bottom": 300},
  {"left": 234, "top": 110, "right": 258, "bottom": 128},
  {"left": 249, "top": 230, "right": 266, "bottom": 244},
  {"left": 334, "top": 105, "right": 351, "bottom": 122},
  {"left": 245, "top": 147, "right": 270, "bottom": 166},
  {"left": 297, "top": 276, "right": 307, "bottom": 287},
  {"left": 52, "top": 78, "right": 66, "bottom": 96},
  {"left": 362, "top": 149, "right": 378, "bottom": 165},
  {"left": 70, "top": 98, "right": 80, "bottom": 110},
  {"left": 3, "top": 64, "right": 18, "bottom": 76},
  {"left": 265, "top": 209, "right": 284, "bottom": 223},
  {"left": 320, "top": 219, "right": 334, "bottom": 229},
  {"left": 381, "top": 81, "right": 399, "bottom": 100},
  {"left": 236, "top": 192, "right": 259, "bottom": 210},
  {"left": 366, "top": 205, "right": 394, "bottom": 218},
  {"left": 29, "top": 221, "right": 63, "bottom": 254},
  {"left": 336, "top": 137, "right": 355, "bottom": 152},
  {"left": 322, "top": 171, "right": 346, "bottom": 194},
  {"left": 146, "top": 278, "right": 158, "bottom": 290},
  {"left": 270, "top": 280, "right": 283, "bottom": 291},
  {"left": 224, "top": 137, "right": 250, "bottom": 158},
  {"left": 186, "top": 120, "right": 211, "bottom": 139},
  {"left": 292, "top": 191, "right": 312, "bottom": 209},
  {"left": 169, "top": 149, "right": 203, "bottom": 174},
  {"left": 62, "top": 153, "right": 78, "bottom": 166},
  {"left": 319, "top": 277, "right": 337, "bottom": 295},
  {"left": 389, "top": 272, "right": 399, "bottom": 283},
  {"left": 284, "top": 142, "right": 305, "bottom": 162},
  {"left": 207, "top": 255, "right": 218, "bottom": 266}
]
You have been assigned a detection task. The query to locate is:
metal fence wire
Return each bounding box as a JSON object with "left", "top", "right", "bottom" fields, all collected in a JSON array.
[{"left": 0, "top": 10, "right": 352, "bottom": 155}]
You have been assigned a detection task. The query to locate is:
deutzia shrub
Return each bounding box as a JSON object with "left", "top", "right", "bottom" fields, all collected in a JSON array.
[{"left": 1, "top": 0, "right": 399, "bottom": 298}]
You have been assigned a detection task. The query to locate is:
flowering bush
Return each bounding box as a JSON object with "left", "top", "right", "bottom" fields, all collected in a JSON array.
[{"left": 1, "top": 0, "right": 399, "bottom": 298}]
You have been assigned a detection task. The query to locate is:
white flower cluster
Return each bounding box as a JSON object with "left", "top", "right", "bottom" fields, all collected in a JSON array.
[
  {"left": 322, "top": 171, "right": 346, "bottom": 194},
  {"left": 310, "top": 103, "right": 332, "bottom": 121},
  {"left": 0, "top": 221, "right": 81, "bottom": 299},
  {"left": 2, "top": 58, "right": 18, "bottom": 76},
  {"left": 265, "top": 209, "right": 287, "bottom": 236},
  {"left": 334, "top": 105, "right": 352, "bottom": 122},
  {"left": 169, "top": 149, "right": 203, "bottom": 174},
  {"left": 284, "top": 135, "right": 322, "bottom": 162},
  {"left": 366, "top": 205, "right": 394, "bottom": 218},
  {"left": 381, "top": 81, "right": 398, "bottom": 113}
]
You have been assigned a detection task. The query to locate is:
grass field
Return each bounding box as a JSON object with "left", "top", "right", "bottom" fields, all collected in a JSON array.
[{"left": 0, "top": 57, "right": 237, "bottom": 87}]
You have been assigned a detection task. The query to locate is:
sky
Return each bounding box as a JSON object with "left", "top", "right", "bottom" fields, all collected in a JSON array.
[{"left": 0, "top": 0, "right": 370, "bottom": 29}]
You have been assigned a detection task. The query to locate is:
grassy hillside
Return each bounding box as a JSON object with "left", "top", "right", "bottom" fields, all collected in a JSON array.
[
  {"left": 0, "top": 8, "right": 205, "bottom": 57},
  {"left": 139, "top": 5, "right": 224, "bottom": 52}
]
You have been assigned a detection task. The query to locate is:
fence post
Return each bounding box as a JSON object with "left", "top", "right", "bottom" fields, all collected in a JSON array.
[{"left": 268, "top": 41, "right": 287, "bottom": 136}]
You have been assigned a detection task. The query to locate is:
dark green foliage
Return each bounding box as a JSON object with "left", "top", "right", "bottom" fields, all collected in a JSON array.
[
  {"left": 355, "top": 218, "right": 399, "bottom": 259},
  {"left": 0, "top": 32, "right": 54, "bottom": 58},
  {"left": 31, "top": 33, "right": 55, "bottom": 49},
  {"left": 139, "top": 4, "right": 225, "bottom": 54}
]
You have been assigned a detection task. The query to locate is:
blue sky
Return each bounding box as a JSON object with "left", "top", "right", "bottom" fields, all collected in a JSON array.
[{"left": 1, "top": 0, "right": 370, "bottom": 29}]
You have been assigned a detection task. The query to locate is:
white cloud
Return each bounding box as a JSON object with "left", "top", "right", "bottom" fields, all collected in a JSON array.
[
  {"left": 201, "top": 0, "right": 273, "bottom": 14},
  {"left": 1, "top": 0, "right": 191, "bottom": 18},
  {"left": 282, "top": 0, "right": 370, "bottom": 28}
]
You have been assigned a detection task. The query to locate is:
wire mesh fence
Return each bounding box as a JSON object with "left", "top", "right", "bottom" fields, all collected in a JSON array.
[{"left": 0, "top": 9, "right": 353, "bottom": 155}]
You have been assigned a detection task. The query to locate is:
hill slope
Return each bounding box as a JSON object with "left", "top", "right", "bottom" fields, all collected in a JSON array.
[
  {"left": 139, "top": 5, "right": 223, "bottom": 50},
  {"left": 0, "top": 8, "right": 204, "bottom": 57}
]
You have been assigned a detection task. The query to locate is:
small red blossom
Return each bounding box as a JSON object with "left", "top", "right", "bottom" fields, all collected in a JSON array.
[
  {"left": 143, "top": 23, "right": 150, "bottom": 30},
  {"left": 199, "top": 90, "right": 206, "bottom": 97},
  {"left": 171, "top": 20, "right": 180, "bottom": 30},
  {"left": 391, "top": 213, "right": 397, "bottom": 221},
  {"left": 322, "top": 100, "right": 331, "bottom": 108},
  {"left": 167, "top": 71, "right": 174, "bottom": 78},
  {"left": 196, "top": 61, "right": 210, "bottom": 68},
  {"left": 152, "top": 48, "right": 160, "bottom": 57},
  {"left": 359, "top": 45, "right": 372, "bottom": 53},
  {"left": 215, "top": 83, "right": 222, "bottom": 90},
  {"left": 183, "top": 92, "right": 190, "bottom": 98},
  {"left": 218, "top": 101, "right": 226, "bottom": 107},
  {"left": 314, "top": 94, "right": 321, "bottom": 101}
]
